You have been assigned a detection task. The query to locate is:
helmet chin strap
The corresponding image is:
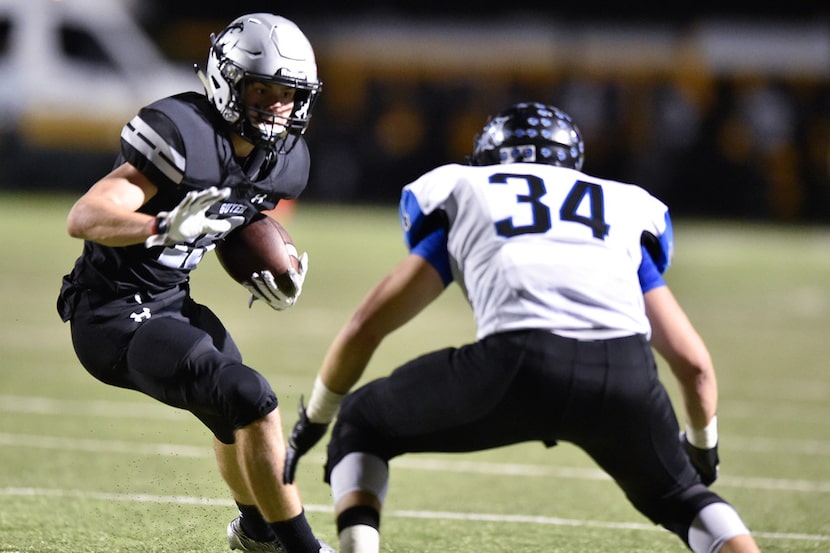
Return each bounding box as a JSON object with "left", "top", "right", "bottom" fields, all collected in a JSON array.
[
  {"left": 252, "top": 118, "right": 287, "bottom": 140},
  {"left": 194, "top": 65, "right": 214, "bottom": 101}
]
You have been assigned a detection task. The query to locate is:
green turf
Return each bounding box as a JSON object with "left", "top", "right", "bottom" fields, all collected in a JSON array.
[{"left": 1, "top": 192, "right": 828, "bottom": 552}]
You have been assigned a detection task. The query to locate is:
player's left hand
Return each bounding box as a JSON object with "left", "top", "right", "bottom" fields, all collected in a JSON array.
[
  {"left": 245, "top": 252, "right": 309, "bottom": 310},
  {"left": 283, "top": 396, "right": 330, "bottom": 484},
  {"left": 681, "top": 432, "right": 720, "bottom": 486},
  {"left": 145, "top": 186, "right": 241, "bottom": 247}
]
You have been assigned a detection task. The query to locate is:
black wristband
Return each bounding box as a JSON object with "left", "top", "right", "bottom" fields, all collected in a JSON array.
[{"left": 154, "top": 216, "right": 169, "bottom": 235}]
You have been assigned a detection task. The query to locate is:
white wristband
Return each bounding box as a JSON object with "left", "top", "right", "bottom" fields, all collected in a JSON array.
[
  {"left": 686, "top": 415, "right": 718, "bottom": 449},
  {"left": 305, "top": 376, "right": 344, "bottom": 424}
]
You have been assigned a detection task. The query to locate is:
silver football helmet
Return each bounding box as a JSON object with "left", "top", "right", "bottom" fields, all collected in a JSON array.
[
  {"left": 199, "top": 13, "right": 322, "bottom": 153},
  {"left": 470, "top": 102, "right": 584, "bottom": 170}
]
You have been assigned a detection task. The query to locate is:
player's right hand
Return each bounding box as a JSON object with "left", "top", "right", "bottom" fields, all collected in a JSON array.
[
  {"left": 283, "top": 396, "right": 330, "bottom": 484},
  {"left": 246, "top": 252, "right": 309, "bottom": 310},
  {"left": 681, "top": 432, "right": 720, "bottom": 486},
  {"left": 145, "top": 186, "right": 241, "bottom": 247}
]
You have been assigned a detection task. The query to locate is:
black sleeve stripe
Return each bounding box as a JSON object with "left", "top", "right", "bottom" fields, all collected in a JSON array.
[{"left": 121, "top": 115, "right": 186, "bottom": 185}]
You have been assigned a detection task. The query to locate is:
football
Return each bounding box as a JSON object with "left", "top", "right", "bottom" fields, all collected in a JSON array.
[{"left": 215, "top": 213, "right": 301, "bottom": 296}]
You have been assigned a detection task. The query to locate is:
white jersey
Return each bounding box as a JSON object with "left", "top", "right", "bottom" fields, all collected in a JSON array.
[{"left": 399, "top": 162, "right": 673, "bottom": 341}]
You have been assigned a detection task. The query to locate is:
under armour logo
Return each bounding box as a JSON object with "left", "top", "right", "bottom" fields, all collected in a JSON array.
[
  {"left": 251, "top": 193, "right": 268, "bottom": 204},
  {"left": 129, "top": 307, "right": 152, "bottom": 322}
]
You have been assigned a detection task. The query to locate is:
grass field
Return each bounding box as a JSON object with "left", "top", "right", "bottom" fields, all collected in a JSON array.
[{"left": 1, "top": 192, "right": 828, "bottom": 552}]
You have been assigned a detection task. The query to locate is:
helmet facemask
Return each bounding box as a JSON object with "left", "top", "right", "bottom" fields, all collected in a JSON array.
[{"left": 234, "top": 75, "right": 320, "bottom": 153}]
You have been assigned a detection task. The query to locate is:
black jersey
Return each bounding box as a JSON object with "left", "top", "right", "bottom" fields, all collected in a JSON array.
[{"left": 64, "top": 92, "right": 311, "bottom": 298}]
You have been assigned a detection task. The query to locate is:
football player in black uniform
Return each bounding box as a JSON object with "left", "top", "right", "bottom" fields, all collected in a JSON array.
[{"left": 57, "top": 13, "right": 334, "bottom": 553}]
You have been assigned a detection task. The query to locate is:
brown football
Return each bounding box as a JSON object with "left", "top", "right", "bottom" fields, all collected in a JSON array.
[{"left": 216, "top": 213, "right": 301, "bottom": 296}]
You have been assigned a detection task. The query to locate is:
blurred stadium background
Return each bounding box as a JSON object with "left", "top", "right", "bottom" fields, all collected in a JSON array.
[
  {"left": 2, "top": 4, "right": 828, "bottom": 550},
  {"left": 2, "top": 0, "right": 830, "bottom": 222}
]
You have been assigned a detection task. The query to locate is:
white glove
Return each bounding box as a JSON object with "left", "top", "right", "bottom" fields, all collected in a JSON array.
[
  {"left": 245, "top": 252, "right": 309, "bottom": 311},
  {"left": 145, "top": 187, "right": 241, "bottom": 248}
]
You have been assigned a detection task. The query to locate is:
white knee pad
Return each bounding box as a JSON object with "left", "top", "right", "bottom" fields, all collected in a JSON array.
[
  {"left": 688, "top": 502, "right": 752, "bottom": 553},
  {"left": 330, "top": 452, "right": 390, "bottom": 504}
]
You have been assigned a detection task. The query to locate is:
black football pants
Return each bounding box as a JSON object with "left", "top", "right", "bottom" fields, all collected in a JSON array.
[
  {"left": 59, "top": 284, "right": 277, "bottom": 444},
  {"left": 326, "top": 329, "right": 724, "bottom": 538}
]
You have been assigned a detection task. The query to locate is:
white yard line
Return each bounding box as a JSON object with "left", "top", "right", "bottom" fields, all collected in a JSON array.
[
  {"left": 3, "top": 395, "right": 829, "bottom": 455},
  {"left": 0, "top": 486, "right": 827, "bottom": 543},
  {"left": 1, "top": 431, "right": 829, "bottom": 492}
]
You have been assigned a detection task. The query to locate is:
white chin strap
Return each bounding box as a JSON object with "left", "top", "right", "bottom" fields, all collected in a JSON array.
[
  {"left": 255, "top": 120, "right": 287, "bottom": 139},
  {"left": 195, "top": 68, "right": 214, "bottom": 101}
]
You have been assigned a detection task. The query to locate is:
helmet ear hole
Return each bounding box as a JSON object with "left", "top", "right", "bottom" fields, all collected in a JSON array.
[{"left": 471, "top": 102, "right": 584, "bottom": 170}]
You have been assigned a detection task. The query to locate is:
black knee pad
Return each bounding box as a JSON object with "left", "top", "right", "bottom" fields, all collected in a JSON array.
[
  {"left": 211, "top": 361, "right": 279, "bottom": 432},
  {"left": 190, "top": 362, "right": 279, "bottom": 444}
]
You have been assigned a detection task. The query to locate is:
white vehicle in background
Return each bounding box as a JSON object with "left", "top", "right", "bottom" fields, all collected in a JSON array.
[{"left": 0, "top": 0, "right": 200, "bottom": 189}]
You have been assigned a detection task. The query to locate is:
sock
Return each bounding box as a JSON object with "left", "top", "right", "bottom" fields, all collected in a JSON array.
[
  {"left": 236, "top": 502, "right": 276, "bottom": 541},
  {"left": 268, "top": 510, "right": 319, "bottom": 552},
  {"left": 338, "top": 525, "right": 380, "bottom": 553}
]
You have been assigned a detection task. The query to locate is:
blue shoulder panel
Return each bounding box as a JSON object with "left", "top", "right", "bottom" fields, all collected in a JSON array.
[{"left": 399, "top": 189, "right": 453, "bottom": 286}]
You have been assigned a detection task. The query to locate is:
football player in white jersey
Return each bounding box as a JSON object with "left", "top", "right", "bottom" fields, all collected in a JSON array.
[{"left": 284, "top": 102, "right": 761, "bottom": 553}]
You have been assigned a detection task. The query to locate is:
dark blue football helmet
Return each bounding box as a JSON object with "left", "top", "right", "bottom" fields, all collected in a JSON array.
[{"left": 470, "top": 102, "right": 585, "bottom": 170}]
